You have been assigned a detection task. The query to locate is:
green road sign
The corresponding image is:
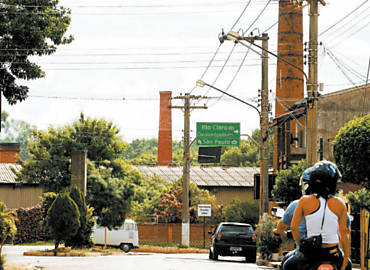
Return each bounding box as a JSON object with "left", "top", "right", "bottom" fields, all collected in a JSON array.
[{"left": 196, "top": 122, "right": 240, "bottom": 146}]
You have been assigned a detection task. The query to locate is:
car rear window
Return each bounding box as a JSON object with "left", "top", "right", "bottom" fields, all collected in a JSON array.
[{"left": 220, "top": 225, "right": 254, "bottom": 235}]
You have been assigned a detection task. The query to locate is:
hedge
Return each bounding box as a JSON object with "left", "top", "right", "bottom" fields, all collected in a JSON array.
[{"left": 14, "top": 205, "right": 50, "bottom": 244}]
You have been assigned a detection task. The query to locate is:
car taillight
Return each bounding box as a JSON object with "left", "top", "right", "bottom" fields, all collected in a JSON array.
[
  {"left": 252, "top": 234, "right": 256, "bottom": 242},
  {"left": 216, "top": 232, "right": 222, "bottom": 241},
  {"left": 317, "top": 264, "right": 334, "bottom": 270}
]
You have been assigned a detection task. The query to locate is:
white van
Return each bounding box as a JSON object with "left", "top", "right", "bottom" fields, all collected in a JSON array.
[{"left": 92, "top": 219, "right": 139, "bottom": 252}]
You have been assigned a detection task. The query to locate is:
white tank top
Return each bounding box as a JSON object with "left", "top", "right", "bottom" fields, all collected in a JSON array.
[{"left": 305, "top": 196, "right": 339, "bottom": 244}]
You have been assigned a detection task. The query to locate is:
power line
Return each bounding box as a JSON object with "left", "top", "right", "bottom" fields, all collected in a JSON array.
[
  {"left": 321, "top": 4, "right": 370, "bottom": 48},
  {"left": 319, "top": 0, "right": 369, "bottom": 36},
  {"left": 329, "top": 20, "right": 370, "bottom": 49},
  {"left": 1, "top": 63, "right": 276, "bottom": 71},
  {"left": 1, "top": 1, "right": 276, "bottom": 9},
  {"left": 202, "top": 0, "right": 273, "bottom": 108},
  {"left": 28, "top": 95, "right": 125, "bottom": 101},
  {"left": 190, "top": 0, "right": 254, "bottom": 95}
]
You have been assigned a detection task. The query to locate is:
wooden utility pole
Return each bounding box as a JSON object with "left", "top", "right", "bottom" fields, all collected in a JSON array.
[
  {"left": 171, "top": 94, "right": 206, "bottom": 247},
  {"left": 306, "top": 0, "right": 324, "bottom": 166}
]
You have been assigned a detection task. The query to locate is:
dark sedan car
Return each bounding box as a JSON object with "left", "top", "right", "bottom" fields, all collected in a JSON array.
[{"left": 208, "top": 222, "right": 256, "bottom": 263}]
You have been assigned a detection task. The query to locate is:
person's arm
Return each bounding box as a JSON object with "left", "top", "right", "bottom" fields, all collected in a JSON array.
[
  {"left": 273, "top": 220, "right": 289, "bottom": 238},
  {"left": 337, "top": 200, "right": 350, "bottom": 270},
  {"left": 291, "top": 199, "right": 304, "bottom": 246}
]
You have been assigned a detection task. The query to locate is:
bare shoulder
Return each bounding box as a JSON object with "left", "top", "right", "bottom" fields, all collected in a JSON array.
[{"left": 328, "top": 197, "right": 346, "bottom": 213}]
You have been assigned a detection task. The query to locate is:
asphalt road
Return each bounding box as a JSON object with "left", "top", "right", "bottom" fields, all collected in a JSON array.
[{"left": 3, "top": 245, "right": 274, "bottom": 270}]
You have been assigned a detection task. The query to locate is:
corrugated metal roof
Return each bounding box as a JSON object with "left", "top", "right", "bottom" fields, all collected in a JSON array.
[
  {"left": 0, "top": 163, "right": 22, "bottom": 184},
  {"left": 133, "top": 165, "right": 259, "bottom": 187}
]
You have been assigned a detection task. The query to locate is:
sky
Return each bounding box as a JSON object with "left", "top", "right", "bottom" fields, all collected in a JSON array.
[{"left": 3, "top": 0, "right": 370, "bottom": 143}]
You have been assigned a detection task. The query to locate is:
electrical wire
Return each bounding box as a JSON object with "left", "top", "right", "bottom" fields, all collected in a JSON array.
[
  {"left": 202, "top": 0, "right": 272, "bottom": 108},
  {"left": 329, "top": 20, "right": 370, "bottom": 49},
  {"left": 326, "top": 49, "right": 358, "bottom": 87},
  {"left": 319, "top": 0, "right": 369, "bottom": 36},
  {"left": 242, "top": 0, "right": 272, "bottom": 36},
  {"left": 325, "top": 48, "right": 366, "bottom": 82},
  {"left": 189, "top": 0, "right": 253, "bottom": 95},
  {"left": 321, "top": 5, "right": 370, "bottom": 47},
  {"left": 0, "top": 63, "right": 275, "bottom": 71}
]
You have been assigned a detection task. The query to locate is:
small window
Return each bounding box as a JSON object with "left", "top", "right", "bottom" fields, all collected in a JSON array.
[{"left": 124, "top": 223, "right": 134, "bottom": 231}]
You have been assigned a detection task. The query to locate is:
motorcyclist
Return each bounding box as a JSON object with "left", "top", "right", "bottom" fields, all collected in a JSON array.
[
  {"left": 287, "top": 161, "right": 351, "bottom": 270},
  {"left": 273, "top": 166, "right": 315, "bottom": 269}
]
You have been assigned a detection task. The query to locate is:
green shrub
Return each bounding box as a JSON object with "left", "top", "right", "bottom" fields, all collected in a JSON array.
[
  {"left": 333, "top": 114, "right": 370, "bottom": 189},
  {"left": 224, "top": 199, "right": 259, "bottom": 225},
  {"left": 255, "top": 215, "right": 280, "bottom": 260},
  {"left": 64, "top": 186, "right": 95, "bottom": 248},
  {"left": 0, "top": 201, "right": 17, "bottom": 268},
  {"left": 46, "top": 193, "right": 80, "bottom": 250},
  {"left": 272, "top": 160, "right": 306, "bottom": 203}
]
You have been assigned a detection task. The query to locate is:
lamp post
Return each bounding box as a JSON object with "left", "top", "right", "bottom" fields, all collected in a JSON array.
[{"left": 206, "top": 32, "right": 271, "bottom": 218}]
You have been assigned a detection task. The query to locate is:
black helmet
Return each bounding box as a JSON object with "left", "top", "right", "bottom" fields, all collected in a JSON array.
[{"left": 305, "top": 160, "right": 342, "bottom": 198}]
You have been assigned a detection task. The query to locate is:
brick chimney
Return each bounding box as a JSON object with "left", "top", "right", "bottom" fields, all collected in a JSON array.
[
  {"left": 0, "top": 143, "right": 20, "bottom": 163},
  {"left": 158, "top": 91, "right": 172, "bottom": 166},
  {"left": 273, "top": 0, "right": 304, "bottom": 169}
]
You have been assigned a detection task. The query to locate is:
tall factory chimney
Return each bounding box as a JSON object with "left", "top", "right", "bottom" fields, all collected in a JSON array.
[
  {"left": 158, "top": 91, "right": 172, "bottom": 165},
  {"left": 274, "top": 0, "right": 304, "bottom": 169}
]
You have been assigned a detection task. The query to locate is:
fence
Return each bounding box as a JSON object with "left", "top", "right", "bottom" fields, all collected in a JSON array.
[
  {"left": 360, "top": 208, "right": 369, "bottom": 270},
  {"left": 137, "top": 223, "right": 215, "bottom": 248}
]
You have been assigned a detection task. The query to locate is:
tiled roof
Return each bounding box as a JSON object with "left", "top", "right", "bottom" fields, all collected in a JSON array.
[
  {"left": 0, "top": 163, "right": 22, "bottom": 184},
  {"left": 133, "top": 165, "right": 259, "bottom": 187}
]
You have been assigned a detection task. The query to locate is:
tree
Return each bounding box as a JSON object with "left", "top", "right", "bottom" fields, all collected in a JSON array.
[
  {"left": 346, "top": 188, "right": 370, "bottom": 213},
  {"left": 0, "top": 111, "right": 35, "bottom": 160},
  {"left": 221, "top": 129, "right": 274, "bottom": 167},
  {"left": 19, "top": 115, "right": 136, "bottom": 230},
  {"left": 0, "top": 202, "right": 17, "bottom": 267},
  {"left": 129, "top": 175, "right": 171, "bottom": 222},
  {"left": 18, "top": 115, "right": 129, "bottom": 192},
  {"left": 333, "top": 114, "right": 370, "bottom": 189},
  {"left": 0, "top": 0, "right": 73, "bottom": 105},
  {"left": 154, "top": 178, "right": 224, "bottom": 223},
  {"left": 224, "top": 199, "right": 259, "bottom": 225},
  {"left": 46, "top": 193, "right": 80, "bottom": 251},
  {"left": 122, "top": 139, "right": 198, "bottom": 166},
  {"left": 64, "top": 186, "right": 95, "bottom": 248},
  {"left": 271, "top": 160, "right": 306, "bottom": 203},
  {"left": 87, "top": 163, "right": 134, "bottom": 229}
]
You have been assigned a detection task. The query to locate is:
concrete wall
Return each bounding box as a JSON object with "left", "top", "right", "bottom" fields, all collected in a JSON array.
[
  {"left": 0, "top": 184, "right": 43, "bottom": 209},
  {"left": 317, "top": 85, "right": 370, "bottom": 161}
]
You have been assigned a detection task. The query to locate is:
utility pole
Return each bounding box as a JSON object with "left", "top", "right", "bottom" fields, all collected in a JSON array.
[
  {"left": 171, "top": 94, "right": 207, "bottom": 247},
  {"left": 237, "top": 34, "right": 270, "bottom": 218},
  {"left": 260, "top": 33, "right": 269, "bottom": 218},
  {"left": 219, "top": 31, "right": 270, "bottom": 219},
  {"left": 306, "top": 0, "right": 325, "bottom": 166}
]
